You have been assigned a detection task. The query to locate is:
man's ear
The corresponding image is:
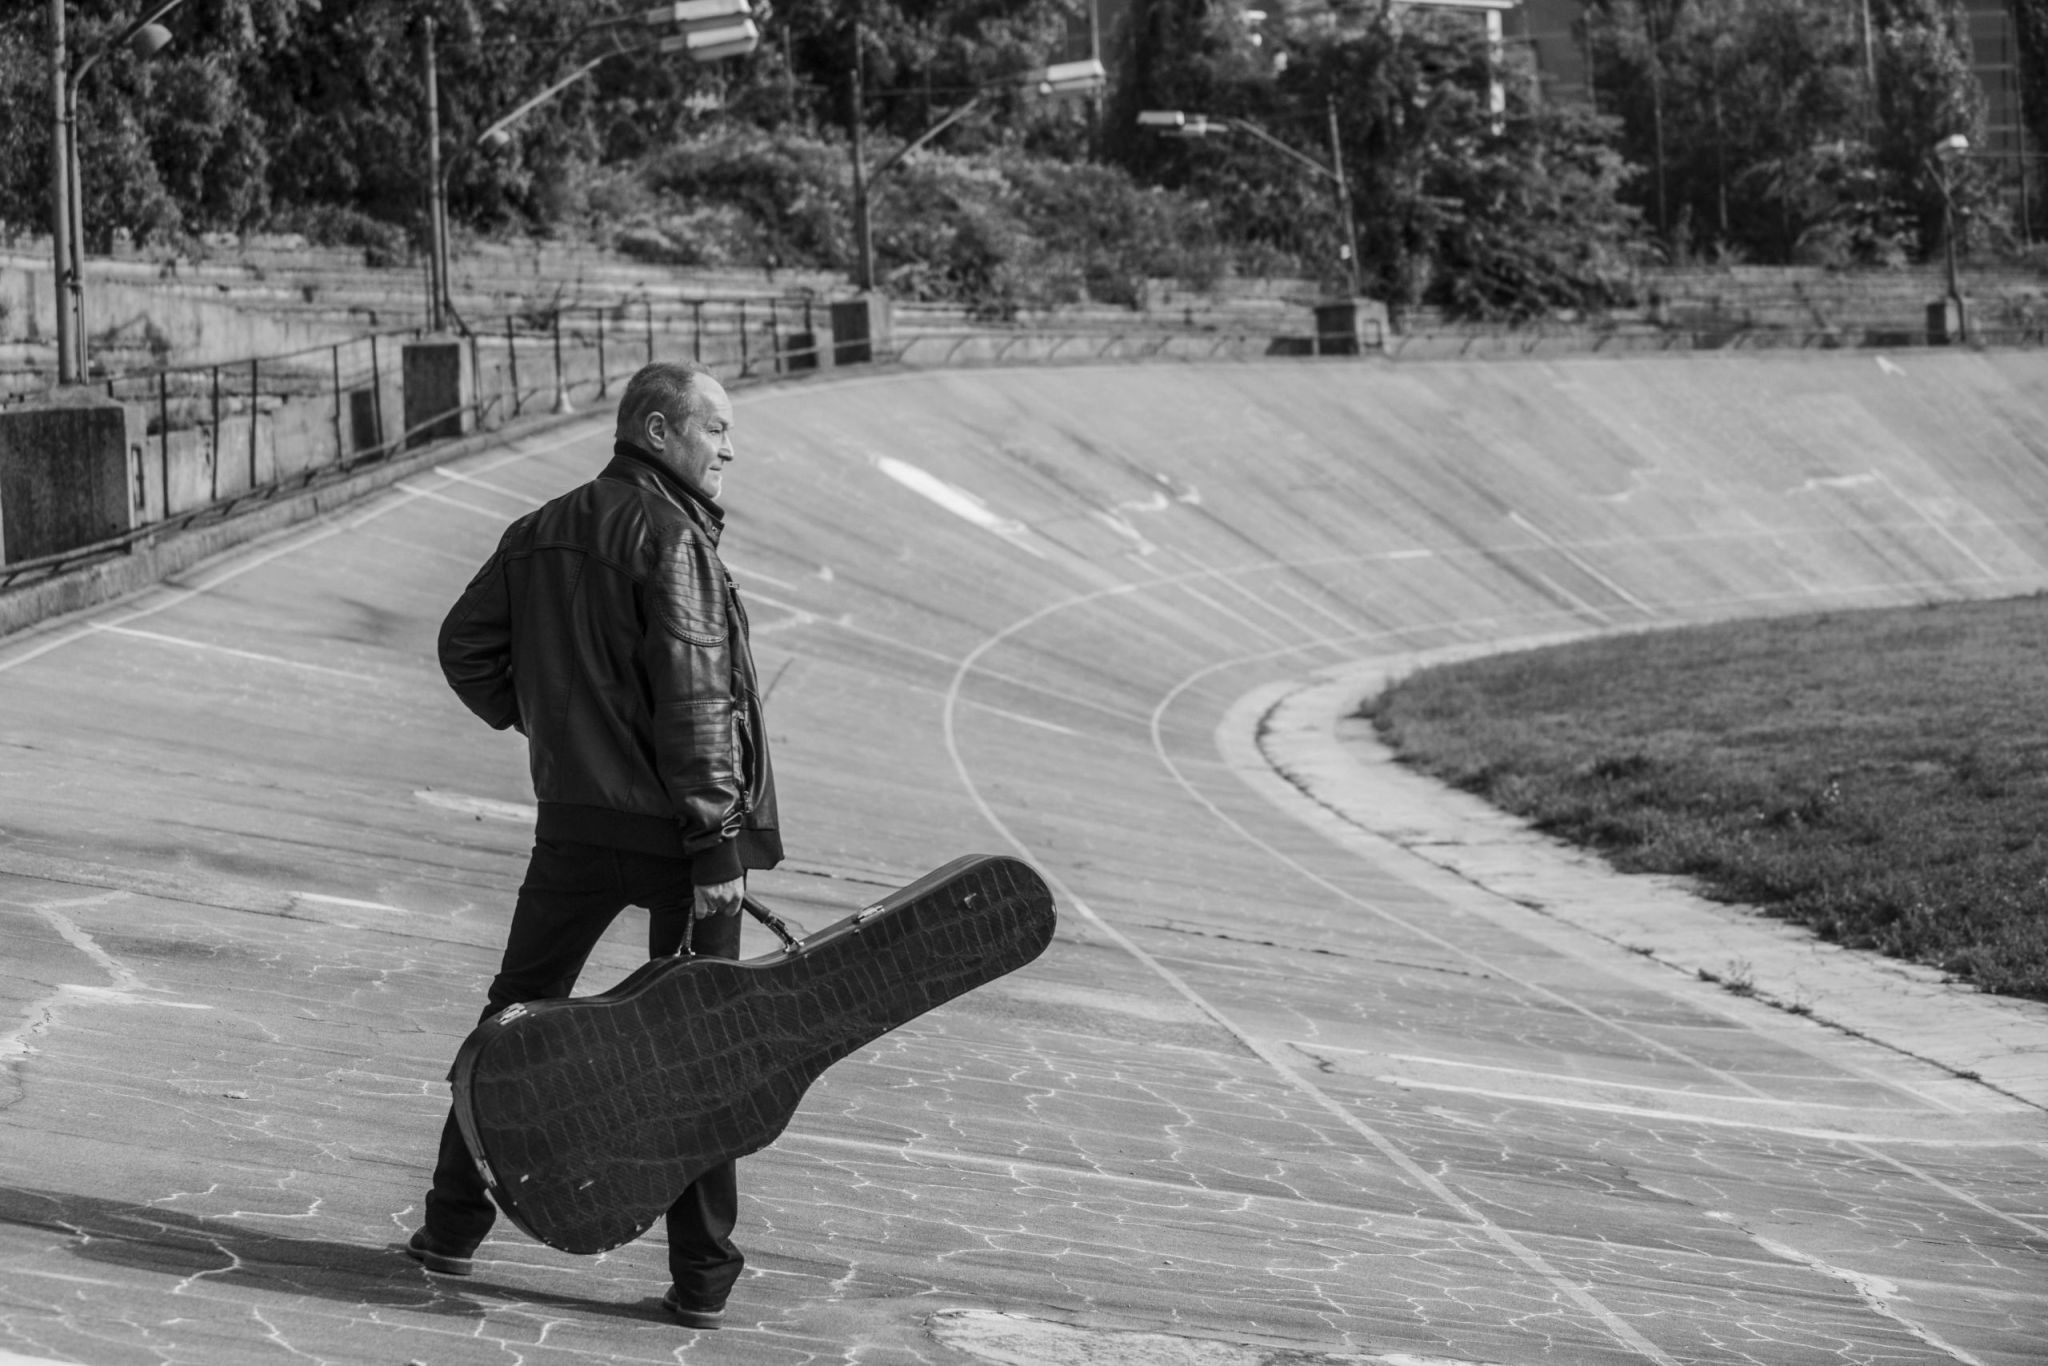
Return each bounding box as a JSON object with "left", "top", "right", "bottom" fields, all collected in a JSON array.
[{"left": 642, "top": 409, "right": 667, "bottom": 448}]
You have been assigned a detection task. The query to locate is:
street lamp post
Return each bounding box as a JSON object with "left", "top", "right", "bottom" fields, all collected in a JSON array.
[
  {"left": 1932, "top": 132, "right": 1969, "bottom": 344},
  {"left": 47, "top": 0, "right": 190, "bottom": 385},
  {"left": 849, "top": 55, "right": 1106, "bottom": 293},
  {"left": 1138, "top": 106, "right": 1361, "bottom": 298},
  {"left": 424, "top": 0, "right": 761, "bottom": 330}
]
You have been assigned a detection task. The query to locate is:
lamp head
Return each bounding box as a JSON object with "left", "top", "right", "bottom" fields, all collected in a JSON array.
[
  {"left": 127, "top": 23, "right": 174, "bottom": 59},
  {"left": 479, "top": 127, "right": 514, "bottom": 154},
  {"left": 1934, "top": 133, "right": 1970, "bottom": 161}
]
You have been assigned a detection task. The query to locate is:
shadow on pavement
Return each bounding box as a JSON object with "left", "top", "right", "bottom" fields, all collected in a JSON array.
[{"left": 0, "top": 1185, "right": 670, "bottom": 1324}]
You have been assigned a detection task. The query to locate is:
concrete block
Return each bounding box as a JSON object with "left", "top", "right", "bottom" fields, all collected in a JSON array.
[
  {"left": 830, "top": 295, "right": 891, "bottom": 366},
  {"left": 1312, "top": 298, "right": 1390, "bottom": 355},
  {"left": 404, "top": 336, "right": 469, "bottom": 447},
  {"left": 784, "top": 330, "right": 821, "bottom": 372},
  {"left": 0, "top": 389, "right": 135, "bottom": 563},
  {"left": 1928, "top": 297, "right": 1965, "bottom": 345}
]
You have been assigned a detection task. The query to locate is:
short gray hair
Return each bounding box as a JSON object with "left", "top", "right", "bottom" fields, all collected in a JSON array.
[{"left": 615, "top": 361, "right": 717, "bottom": 447}]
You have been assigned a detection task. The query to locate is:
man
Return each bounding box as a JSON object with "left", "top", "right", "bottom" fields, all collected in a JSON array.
[{"left": 408, "top": 360, "right": 782, "bottom": 1331}]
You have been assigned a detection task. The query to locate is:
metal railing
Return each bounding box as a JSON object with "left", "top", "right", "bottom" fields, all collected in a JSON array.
[
  {"left": 8, "top": 291, "right": 2048, "bottom": 590},
  {"left": 0, "top": 291, "right": 827, "bottom": 588}
]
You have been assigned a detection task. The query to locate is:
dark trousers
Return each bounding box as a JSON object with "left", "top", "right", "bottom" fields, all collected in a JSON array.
[{"left": 425, "top": 838, "right": 744, "bottom": 1309}]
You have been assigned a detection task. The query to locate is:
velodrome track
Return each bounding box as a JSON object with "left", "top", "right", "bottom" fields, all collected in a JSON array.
[{"left": 1, "top": 352, "right": 2045, "bottom": 1365}]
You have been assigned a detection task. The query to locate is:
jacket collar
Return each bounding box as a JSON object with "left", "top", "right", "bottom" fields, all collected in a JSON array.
[{"left": 605, "top": 440, "right": 725, "bottom": 541}]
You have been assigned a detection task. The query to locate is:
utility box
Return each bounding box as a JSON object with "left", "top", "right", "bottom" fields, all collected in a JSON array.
[
  {"left": 830, "top": 295, "right": 891, "bottom": 366},
  {"left": 1927, "top": 297, "right": 1965, "bottom": 346},
  {"left": 0, "top": 389, "right": 134, "bottom": 564},
  {"left": 403, "top": 336, "right": 469, "bottom": 448},
  {"left": 784, "top": 331, "right": 821, "bottom": 372},
  {"left": 1313, "top": 298, "right": 1390, "bottom": 355}
]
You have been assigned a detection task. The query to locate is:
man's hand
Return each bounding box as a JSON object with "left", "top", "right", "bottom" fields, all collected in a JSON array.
[{"left": 693, "top": 875, "right": 745, "bottom": 919}]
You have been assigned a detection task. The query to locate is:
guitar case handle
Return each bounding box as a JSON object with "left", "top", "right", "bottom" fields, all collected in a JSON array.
[{"left": 675, "top": 891, "right": 802, "bottom": 956}]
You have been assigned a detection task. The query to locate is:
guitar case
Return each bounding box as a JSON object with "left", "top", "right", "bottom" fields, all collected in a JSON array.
[{"left": 449, "top": 853, "right": 1056, "bottom": 1255}]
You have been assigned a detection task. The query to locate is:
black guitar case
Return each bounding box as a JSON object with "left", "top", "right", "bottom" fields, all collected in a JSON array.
[{"left": 449, "top": 853, "right": 1056, "bottom": 1254}]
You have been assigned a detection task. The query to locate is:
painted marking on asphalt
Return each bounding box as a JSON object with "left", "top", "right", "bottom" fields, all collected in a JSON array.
[
  {"left": 89, "top": 624, "right": 384, "bottom": 683},
  {"left": 1509, "top": 509, "right": 1657, "bottom": 617},
  {"left": 414, "top": 790, "right": 537, "bottom": 823},
  {"left": 931, "top": 1308, "right": 1503, "bottom": 1366},
  {"left": 943, "top": 586, "right": 1684, "bottom": 1366},
  {"left": 1374, "top": 1076, "right": 2017, "bottom": 1145},
  {"left": 1314, "top": 1046, "right": 1885, "bottom": 1109},
  {"left": 0, "top": 420, "right": 603, "bottom": 678},
  {"left": 393, "top": 481, "right": 513, "bottom": 520},
  {"left": 874, "top": 455, "right": 1045, "bottom": 558},
  {"left": 1743, "top": 1230, "right": 1989, "bottom": 1366}
]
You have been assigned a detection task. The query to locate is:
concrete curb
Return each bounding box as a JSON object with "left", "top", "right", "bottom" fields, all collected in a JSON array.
[
  {"left": 0, "top": 406, "right": 597, "bottom": 640},
  {"left": 1251, "top": 648, "right": 2048, "bottom": 1113}
]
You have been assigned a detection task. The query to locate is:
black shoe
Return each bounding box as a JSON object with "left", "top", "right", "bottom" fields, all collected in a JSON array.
[
  {"left": 661, "top": 1287, "right": 724, "bottom": 1330},
  {"left": 402, "top": 1228, "right": 476, "bottom": 1276}
]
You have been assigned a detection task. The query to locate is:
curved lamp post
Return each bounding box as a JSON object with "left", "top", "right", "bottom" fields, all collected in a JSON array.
[
  {"left": 847, "top": 57, "right": 1106, "bottom": 292},
  {"left": 1931, "top": 132, "right": 1970, "bottom": 344},
  {"left": 422, "top": 0, "right": 761, "bottom": 332},
  {"left": 47, "top": 0, "right": 191, "bottom": 385},
  {"left": 1139, "top": 103, "right": 1361, "bottom": 298}
]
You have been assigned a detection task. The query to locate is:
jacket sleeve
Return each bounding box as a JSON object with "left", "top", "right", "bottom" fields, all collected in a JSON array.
[
  {"left": 643, "top": 526, "right": 745, "bottom": 884},
  {"left": 438, "top": 525, "right": 523, "bottom": 733}
]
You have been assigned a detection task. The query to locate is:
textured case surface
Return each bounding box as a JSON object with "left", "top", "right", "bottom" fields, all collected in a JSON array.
[{"left": 450, "top": 854, "right": 1056, "bottom": 1254}]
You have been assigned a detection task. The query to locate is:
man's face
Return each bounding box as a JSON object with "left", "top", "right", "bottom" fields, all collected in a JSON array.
[{"left": 647, "top": 377, "right": 735, "bottom": 502}]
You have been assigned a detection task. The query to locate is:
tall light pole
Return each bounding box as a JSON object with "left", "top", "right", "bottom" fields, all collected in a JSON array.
[
  {"left": 1138, "top": 107, "right": 1361, "bottom": 297},
  {"left": 1932, "top": 132, "right": 1970, "bottom": 344},
  {"left": 426, "top": 0, "right": 760, "bottom": 327},
  {"left": 849, "top": 57, "right": 1105, "bottom": 293},
  {"left": 47, "top": 0, "right": 188, "bottom": 385},
  {"left": 422, "top": 15, "right": 448, "bottom": 333},
  {"left": 47, "top": 0, "right": 73, "bottom": 384}
]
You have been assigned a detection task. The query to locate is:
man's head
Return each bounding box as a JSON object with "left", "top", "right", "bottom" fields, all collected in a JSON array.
[{"left": 614, "top": 361, "right": 736, "bottom": 503}]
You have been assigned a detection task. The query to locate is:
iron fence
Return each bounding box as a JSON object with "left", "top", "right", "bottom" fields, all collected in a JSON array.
[
  {"left": 0, "top": 292, "right": 826, "bottom": 588},
  {"left": 7, "top": 290, "right": 2048, "bottom": 590}
]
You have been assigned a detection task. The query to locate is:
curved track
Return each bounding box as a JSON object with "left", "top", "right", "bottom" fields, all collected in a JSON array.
[{"left": 1, "top": 353, "right": 2044, "bottom": 1365}]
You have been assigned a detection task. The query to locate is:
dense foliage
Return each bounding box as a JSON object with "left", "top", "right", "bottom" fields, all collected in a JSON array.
[
  {"left": 0, "top": 0, "right": 2026, "bottom": 315},
  {"left": 1585, "top": 0, "right": 1997, "bottom": 265}
]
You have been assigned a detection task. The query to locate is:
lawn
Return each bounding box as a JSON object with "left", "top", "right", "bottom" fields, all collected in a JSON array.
[{"left": 1369, "top": 595, "right": 2048, "bottom": 1002}]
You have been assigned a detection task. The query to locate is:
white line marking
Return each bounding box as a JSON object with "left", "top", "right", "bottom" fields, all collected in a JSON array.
[
  {"left": 1745, "top": 1231, "right": 1989, "bottom": 1366},
  {"left": 90, "top": 624, "right": 385, "bottom": 683},
  {"left": 0, "top": 421, "right": 603, "bottom": 678},
  {"left": 392, "top": 482, "right": 514, "bottom": 520},
  {"left": 1372, "top": 1076, "right": 2018, "bottom": 1144},
  {"left": 414, "top": 790, "right": 537, "bottom": 823},
  {"left": 874, "top": 455, "right": 1045, "bottom": 558},
  {"left": 942, "top": 594, "right": 1684, "bottom": 1366}
]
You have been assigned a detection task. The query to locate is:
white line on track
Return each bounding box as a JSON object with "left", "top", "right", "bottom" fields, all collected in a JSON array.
[
  {"left": 0, "top": 423, "right": 601, "bottom": 679},
  {"left": 89, "top": 624, "right": 386, "bottom": 683},
  {"left": 942, "top": 542, "right": 2048, "bottom": 1364},
  {"left": 942, "top": 591, "right": 1685, "bottom": 1366}
]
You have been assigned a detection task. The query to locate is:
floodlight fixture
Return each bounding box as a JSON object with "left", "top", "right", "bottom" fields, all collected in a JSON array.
[
  {"left": 658, "top": 19, "right": 760, "bottom": 61},
  {"left": 1033, "top": 57, "right": 1106, "bottom": 98},
  {"left": 127, "top": 22, "right": 174, "bottom": 58},
  {"left": 1933, "top": 133, "right": 1970, "bottom": 161}
]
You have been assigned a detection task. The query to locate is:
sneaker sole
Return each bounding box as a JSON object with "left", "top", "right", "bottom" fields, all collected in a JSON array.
[{"left": 402, "top": 1242, "right": 474, "bottom": 1276}]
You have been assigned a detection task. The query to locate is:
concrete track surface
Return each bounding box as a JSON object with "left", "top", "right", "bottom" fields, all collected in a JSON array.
[{"left": 2, "top": 353, "right": 2045, "bottom": 1366}]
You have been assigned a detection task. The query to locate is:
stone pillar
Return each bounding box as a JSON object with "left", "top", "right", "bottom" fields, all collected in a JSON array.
[
  {"left": 829, "top": 294, "right": 892, "bottom": 366},
  {"left": 1312, "top": 298, "right": 1391, "bottom": 356},
  {"left": 0, "top": 389, "right": 134, "bottom": 564},
  {"left": 403, "top": 336, "right": 470, "bottom": 448}
]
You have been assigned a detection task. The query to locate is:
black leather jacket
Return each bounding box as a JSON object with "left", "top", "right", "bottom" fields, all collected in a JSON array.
[{"left": 438, "top": 443, "right": 781, "bottom": 884}]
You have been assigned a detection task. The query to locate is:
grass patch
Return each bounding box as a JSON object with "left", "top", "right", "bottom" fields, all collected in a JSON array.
[{"left": 1371, "top": 596, "right": 2048, "bottom": 1002}]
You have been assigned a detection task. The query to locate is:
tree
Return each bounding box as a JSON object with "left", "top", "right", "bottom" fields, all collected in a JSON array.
[{"left": 1584, "top": 0, "right": 1989, "bottom": 265}]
